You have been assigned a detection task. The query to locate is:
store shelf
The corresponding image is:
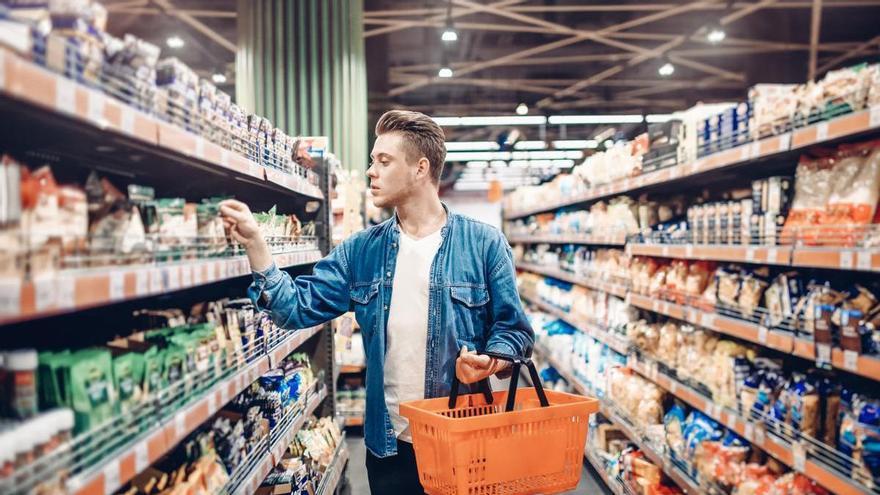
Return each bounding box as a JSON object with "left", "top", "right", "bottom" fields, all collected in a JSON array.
[
  {"left": 521, "top": 292, "right": 629, "bottom": 356},
  {"left": 627, "top": 354, "right": 875, "bottom": 495},
  {"left": 791, "top": 246, "right": 880, "bottom": 272},
  {"left": 62, "top": 326, "right": 324, "bottom": 495},
  {"left": 627, "top": 243, "right": 793, "bottom": 266},
  {"left": 0, "top": 48, "right": 322, "bottom": 207},
  {"left": 504, "top": 106, "right": 880, "bottom": 220},
  {"left": 585, "top": 451, "right": 621, "bottom": 495},
  {"left": 508, "top": 233, "right": 627, "bottom": 246},
  {"left": 317, "top": 434, "right": 350, "bottom": 495},
  {"left": 532, "top": 343, "right": 589, "bottom": 396},
  {"left": 0, "top": 249, "right": 321, "bottom": 325},
  {"left": 230, "top": 385, "right": 330, "bottom": 495},
  {"left": 516, "top": 261, "right": 629, "bottom": 298},
  {"left": 343, "top": 415, "right": 364, "bottom": 427}
]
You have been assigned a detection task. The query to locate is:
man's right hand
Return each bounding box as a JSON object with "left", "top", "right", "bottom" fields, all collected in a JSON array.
[{"left": 219, "top": 199, "right": 262, "bottom": 247}]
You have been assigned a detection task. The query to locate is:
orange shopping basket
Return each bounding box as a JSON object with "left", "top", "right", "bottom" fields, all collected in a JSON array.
[{"left": 400, "top": 351, "right": 599, "bottom": 495}]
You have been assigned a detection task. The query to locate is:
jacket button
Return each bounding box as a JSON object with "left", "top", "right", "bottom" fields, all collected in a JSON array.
[
  {"left": 383, "top": 305, "right": 388, "bottom": 311},
  {"left": 386, "top": 271, "right": 391, "bottom": 278}
]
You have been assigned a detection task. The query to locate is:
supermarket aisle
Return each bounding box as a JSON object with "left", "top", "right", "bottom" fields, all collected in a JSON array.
[{"left": 343, "top": 433, "right": 609, "bottom": 494}]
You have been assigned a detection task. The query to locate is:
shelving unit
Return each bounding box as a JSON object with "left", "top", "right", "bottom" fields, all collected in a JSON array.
[
  {"left": 510, "top": 101, "right": 880, "bottom": 495},
  {"left": 0, "top": 37, "right": 339, "bottom": 495}
]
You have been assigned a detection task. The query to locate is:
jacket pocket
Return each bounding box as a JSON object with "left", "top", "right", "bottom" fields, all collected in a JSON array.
[
  {"left": 350, "top": 281, "right": 380, "bottom": 343},
  {"left": 448, "top": 285, "right": 490, "bottom": 342},
  {"left": 350, "top": 282, "right": 379, "bottom": 305}
]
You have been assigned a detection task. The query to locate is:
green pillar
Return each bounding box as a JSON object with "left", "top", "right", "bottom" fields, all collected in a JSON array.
[{"left": 236, "top": 0, "right": 368, "bottom": 172}]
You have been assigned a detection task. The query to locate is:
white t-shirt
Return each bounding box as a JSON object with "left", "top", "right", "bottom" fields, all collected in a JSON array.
[{"left": 384, "top": 226, "right": 444, "bottom": 442}]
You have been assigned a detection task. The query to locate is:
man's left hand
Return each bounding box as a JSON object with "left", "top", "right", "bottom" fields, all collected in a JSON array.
[{"left": 455, "top": 346, "right": 511, "bottom": 384}]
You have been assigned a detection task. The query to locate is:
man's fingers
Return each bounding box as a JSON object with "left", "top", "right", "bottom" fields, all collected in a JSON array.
[{"left": 460, "top": 353, "right": 491, "bottom": 368}]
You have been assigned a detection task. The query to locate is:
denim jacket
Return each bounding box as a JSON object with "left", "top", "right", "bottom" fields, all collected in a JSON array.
[{"left": 248, "top": 207, "right": 534, "bottom": 457}]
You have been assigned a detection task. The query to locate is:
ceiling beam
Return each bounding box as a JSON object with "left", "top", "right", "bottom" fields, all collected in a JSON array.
[
  {"left": 808, "top": 0, "right": 824, "bottom": 80},
  {"left": 720, "top": 0, "right": 782, "bottom": 24},
  {"left": 816, "top": 35, "right": 880, "bottom": 73},
  {"left": 364, "top": 0, "right": 524, "bottom": 38},
  {"left": 152, "top": 0, "right": 236, "bottom": 53},
  {"left": 105, "top": 5, "right": 236, "bottom": 18},
  {"left": 363, "top": 18, "right": 560, "bottom": 35}
]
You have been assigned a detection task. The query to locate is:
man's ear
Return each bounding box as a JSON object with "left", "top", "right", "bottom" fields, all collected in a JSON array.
[{"left": 417, "top": 157, "right": 431, "bottom": 180}]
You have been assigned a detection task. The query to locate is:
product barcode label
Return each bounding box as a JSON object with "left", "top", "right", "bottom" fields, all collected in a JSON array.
[
  {"left": 134, "top": 441, "right": 149, "bottom": 472},
  {"left": 55, "top": 78, "right": 76, "bottom": 115},
  {"left": 135, "top": 270, "right": 149, "bottom": 296},
  {"left": 87, "top": 90, "right": 105, "bottom": 126},
  {"left": 870, "top": 105, "right": 880, "bottom": 128},
  {"left": 792, "top": 442, "right": 807, "bottom": 472},
  {"left": 843, "top": 350, "right": 859, "bottom": 372},
  {"left": 0, "top": 278, "right": 22, "bottom": 315},
  {"left": 102, "top": 460, "right": 121, "bottom": 495},
  {"left": 109, "top": 271, "right": 125, "bottom": 301},
  {"left": 778, "top": 132, "right": 791, "bottom": 152},
  {"left": 839, "top": 251, "right": 854, "bottom": 269},
  {"left": 33, "top": 275, "right": 57, "bottom": 311},
  {"left": 857, "top": 251, "right": 872, "bottom": 271},
  {"left": 816, "top": 122, "right": 829, "bottom": 141},
  {"left": 758, "top": 326, "right": 769, "bottom": 345},
  {"left": 183, "top": 265, "right": 194, "bottom": 287}
]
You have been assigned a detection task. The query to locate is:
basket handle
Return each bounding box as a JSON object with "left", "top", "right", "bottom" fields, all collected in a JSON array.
[{"left": 448, "top": 350, "right": 550, "bottom": 412}]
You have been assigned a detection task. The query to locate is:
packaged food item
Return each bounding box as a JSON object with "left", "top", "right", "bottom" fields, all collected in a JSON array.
[{"left": 4, "top": 349, "right": 38, "bottom": 419}]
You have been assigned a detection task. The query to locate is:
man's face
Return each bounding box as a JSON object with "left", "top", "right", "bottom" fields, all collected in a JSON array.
[{"left": 367, "top": 132, "right": 422, "bottom": 208}]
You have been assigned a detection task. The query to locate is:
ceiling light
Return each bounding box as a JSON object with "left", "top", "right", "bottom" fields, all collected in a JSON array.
[
  {"left": 658, "top": 61, "right": 675, "bottom": 77},
  {"left": 446, "top": 151, "right": 513, "bottom": 162},
  {"left": 465, "top": 161, "right": 489, "bottom": 168},
  {"left": 707, "top": 26, "right": 726, "bottom": 44},
  {"left": 548, "top": 114, "right": 644, "bottom": 125},
  {"left": 646, "top": 114, "right": 675, "bottom": 123},
  {"left": 438, "top": 66, "right": 454, "bottom": 78},
  {"left": 445, "top": 141, "right": 499, "bottom": 151},
  {"left": 552, "top": 160, "right": 575, "bottom": 168},
  {"left": 552, "top": 140, "right": 599, "bottom": 149},
  {"left": 604, "top": 139, "right": 615, "bottom": 148},
  {"left": 211, "top": 73, "right": 227, "bottom": 84},
  {"left": 511, "top": 150, "right": 583, "bottom": 160},
  {"left": 166, "top": 36, "right": 184, "bottom": 49},
  {"left": 515, "top": 103, "right": 528, "bottom": 115},
  {"left": 433, "top": 116, "right": 547, "bottom": 126},
  {"left": 513, "top": 140, "right": 546, "bottom": 150},
  {"left": 441, "top": 27, "right": 458, "bottom": 42}
]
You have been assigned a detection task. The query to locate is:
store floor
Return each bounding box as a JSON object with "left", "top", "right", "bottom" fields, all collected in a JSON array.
[{"left": 343, "top": 433, "right": 611, "bottom": 494}]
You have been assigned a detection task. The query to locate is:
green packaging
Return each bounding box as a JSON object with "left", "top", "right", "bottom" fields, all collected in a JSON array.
[
  {"left": 142, "top": 346, "right": 165, "bottom": 397},
  {"left": 113, "top": 352, "right": 145, "bottom": 413},
  {"left": 69, "top": 349, "right": 115, "bottom": 434}
]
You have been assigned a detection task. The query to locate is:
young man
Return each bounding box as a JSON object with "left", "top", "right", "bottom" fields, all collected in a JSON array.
[{"left": 219, "top": 110, "right": 533, "bottom": 494}]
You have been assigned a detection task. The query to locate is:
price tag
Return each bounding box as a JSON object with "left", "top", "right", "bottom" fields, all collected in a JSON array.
[
  {"left": 652, "top": 300, "right": 660, "bottom": 312},
  {"left": 0, "top": 278, "right": 22, "bottom": 315},
  {"left": 662, "top": 301, "right": 671, "bottom": 314},
  {"left": 709, "top": 403, "right": 721, "bottom": 419},
  {"left": 102, "top": 460, "right": 121, "bottom": 494},
  {"left": 871, "top": 105, "right": 880, "bottom": 128},
  {"left": 218, "top": 261, "right": 228, "bottom": 279},
  {"left": 174, "top": 411, "right": 186, "bottom": 438},
  {"left": 661, "top": 246, "right": 670, "bottom": 257},
  {"left": 745, "top": 247, "right": 756, "bottom": 262},
  {"left": 857, "top": 251, "right": 872, "bottom": 271},
  {"left": 685, "top": 244, "right": 694, "bottom": 258},
  {"left": 0, "top": 50, "right": 6, "bottom": 90},
  {"left": 778, "top": 132, "right": 791, "bottom": 151},
  {"left": 649, "top": 362, "right": 659, "bottom": 381},
  {"left": 194, "top": 137, "right": 205, "bottom": 159},
  {"left": 701, "top": 312, "right": 716, "bottom": 328},
  {"left": 754, "top": 424, "right": 766, "bottom": 445},
  {"left": 839, "top": 250, "right": 854, "bottom": 269},
  {"left": 220, "top": 384, "right": 230, "bottom": 404},
  {"left": 56, "top": 275, "right": 75, "bottom": 309},
  {"left": 750, "top": 141, "right": 761, "bottom": 159},
  {"left": 207, "top": 393, "right": 218, "bottom": 414},
  {"left": 120, "top": 106, "right": 135, "bottom": 135},
  {"left": 109, "top": 271, "right": 125, "bottom": 301},
  {"left": 149, "top": 269, "right": 163, "bottom": 293},
  {"left": 180, "top": 265, "right": 192, "bottom": 287},
  {"left": 135, "top": 270, "right": 149, "bottom": 296},
  {"left": 843, "top": 350, "right": 859, "bottom": 372},
  {"left": 740, "top": 145, "right": 751, "bottom": 161},
  {"left": 816, "top": 343, "right": 832, "bottom": 366},
  {"left": 134, "top": 441, "right": 149, "bottom": 472},
  {"left": 669, "top": 381, "right": 678, "bottom": 394},
  {"left": 792, "top": 441, "right": 807, "bottom": 472},
  {"left": 744, "top": 422, "right": 755, "bottom": 442},
  {"left": 767, "top": 248, "right": 778, "bottom": 264},
  {"left": 87, "top": 90, "right": 105, "bottom": 127},
  {"left": 758, "top": 326, "right": 769, "bottom": 345},
  {"left": 56, "top": 78, "right": 76, "bottom": 115},
  {"left": 33, "top": 275, "right": 57, "bottom": 311},
  {"left": 624, "top": 293, "right": 632, "bottom": 306},
  {"left": 816, "top": 121, "right": 829, "bottom": 141},
  {"left": 627, "top": 352, "right": 638, "bottom": 369},
  {"left": 206, "top": 262, "right": 217, "bottom": 282}
]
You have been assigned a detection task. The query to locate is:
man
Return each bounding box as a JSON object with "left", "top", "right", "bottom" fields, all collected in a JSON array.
[{"left": 219, "top": 110, "right": 533, "bottom": 494}]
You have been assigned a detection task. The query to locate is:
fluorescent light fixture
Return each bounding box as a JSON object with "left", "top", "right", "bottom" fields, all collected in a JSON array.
[
  {"left": 603, "top": 139, "right": 615, "bottom": 148},
  {"left": 441, "top": 28, "right": 458, "bottom": 42},
  {"left": 511, "top": 150, "right": 584, "bottom": 160},
  {"left": 646, "top": 114, "right": 675, "bottom": 123},
  {"left": 438, "top": 66, "right": 454, "bottom": 78},
  {"left": 552, "top": 140, "right": 599, "bottom": 149},
  {"left": 552, "top": 160, "right": 575, "bottom": 168},
  {"left": 211, "top": 73, "right": 227, "bottom": 84},
  {"left": 513, "top": 140, "right": 546, "bottom": 150},
  {"left": 491, "top": 160, "right": 507, "bottom": 168},
  {"left": 166, "top": 36, "right": 184, "bottom": 49},
  {"left": 707, "top": 27, "right": 726, "bottom": 44},
  {"left": 548, "top": 114, "right": 644, "bottom": 125},
  {"left": 465, "top": 161, "right": 489, "bottom": 168},
  {"left": 658, "top": 62, "right": 675, "bottom": 76},
  {"left": 445, "top": 151, "right": 512, "bottom": 162},
  {"left": 445, "top": 141, "right": 499, "bottom": 151},
  {"left": 432, "top": 115, "right": 547, "bottom": 126},
  {"left": 516, "top": 103, "right": 528, "bottom": 115}
]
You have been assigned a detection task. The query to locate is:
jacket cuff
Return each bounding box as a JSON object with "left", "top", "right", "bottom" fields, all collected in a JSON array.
[
  {"left": 249, "top": 263, "right": 283, "bottom": 310},
  {"left": 486, "top": 341, "right": 517, "bottom": 359}
]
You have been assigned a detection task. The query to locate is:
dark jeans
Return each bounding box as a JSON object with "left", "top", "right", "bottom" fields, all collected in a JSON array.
[{"left": 365, "top": 440, "right": 425, "bottom": 494}]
